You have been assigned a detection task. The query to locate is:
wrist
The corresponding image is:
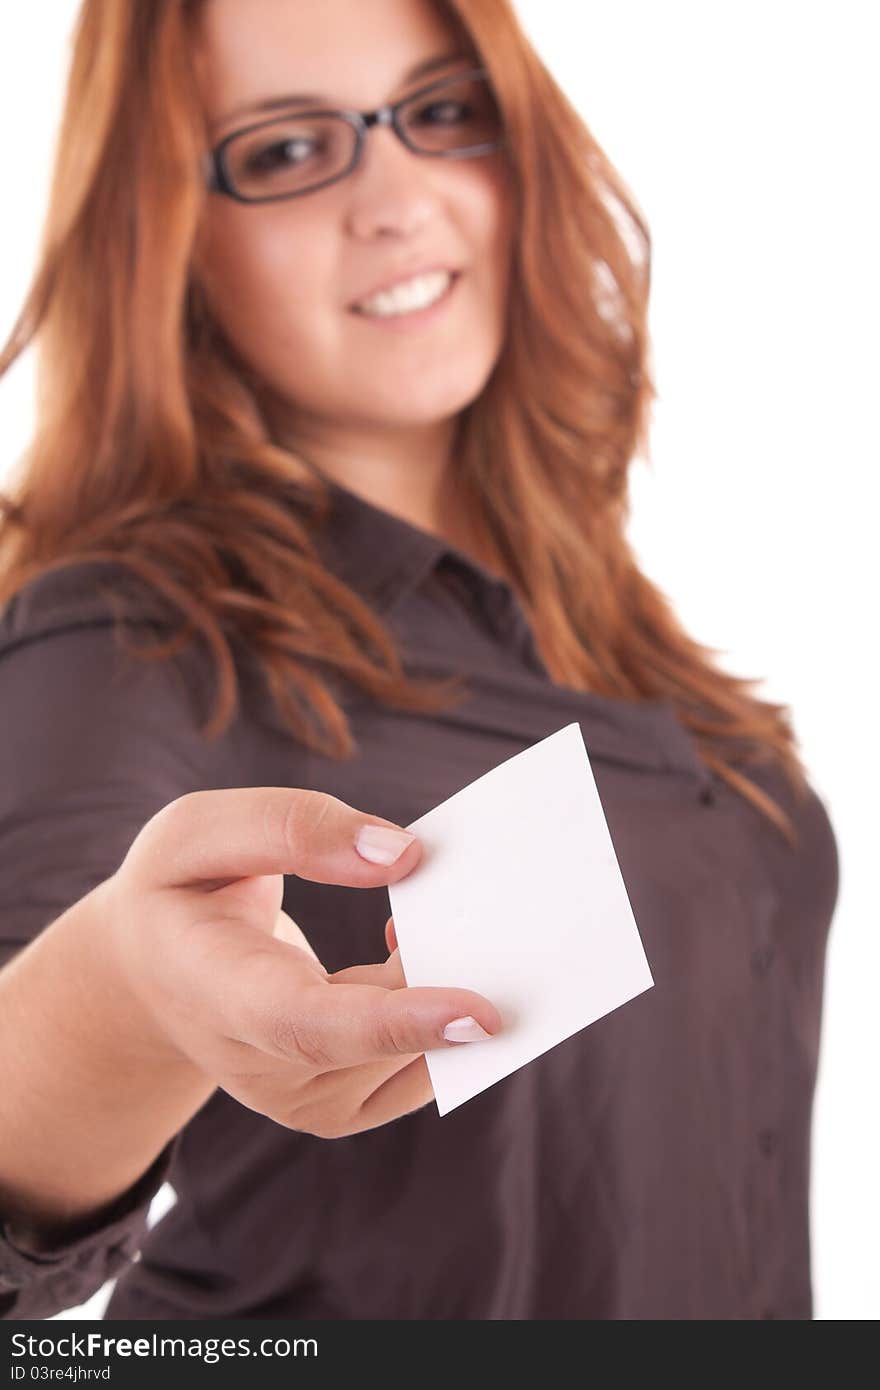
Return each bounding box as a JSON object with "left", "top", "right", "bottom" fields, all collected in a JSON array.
[{"left": 65, "top": 876, "right": 201, "bottom": 1077}]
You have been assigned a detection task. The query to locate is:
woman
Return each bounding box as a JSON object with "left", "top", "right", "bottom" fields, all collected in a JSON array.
[{"left": 0, "top": 0, "right": 838, "bottom": 1320}]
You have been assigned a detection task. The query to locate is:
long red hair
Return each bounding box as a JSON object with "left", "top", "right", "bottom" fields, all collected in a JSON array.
[{"left": 0, "top": 0, "right": 809, "bottom": 845}]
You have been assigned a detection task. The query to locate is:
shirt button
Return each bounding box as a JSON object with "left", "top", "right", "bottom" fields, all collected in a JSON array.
[
  {"left": 758, "top": 1128, "right": 778, "bottom": 1157},
  {"left": 751, "top": 944, "right": 776, "bottom": 976},
  {"left": 699, "top": 783, "right": 716, "bottom": 806}
]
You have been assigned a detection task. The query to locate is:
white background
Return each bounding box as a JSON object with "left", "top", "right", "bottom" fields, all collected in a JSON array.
[{"left": 1, "top": 2, "right": 876, "bottom": 1321}]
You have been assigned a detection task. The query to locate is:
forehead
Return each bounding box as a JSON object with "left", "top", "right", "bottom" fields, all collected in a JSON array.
[{"left": 193, "top": 0, "right": 468, "bottom": 116}]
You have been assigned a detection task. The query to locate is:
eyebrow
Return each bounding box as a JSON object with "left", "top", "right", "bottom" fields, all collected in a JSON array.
[{"left": 212, "top": 50, "right": 472, "bottom": 134}]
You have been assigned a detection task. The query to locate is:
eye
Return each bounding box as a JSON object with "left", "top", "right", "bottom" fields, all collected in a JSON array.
[
  {"left": 244, "top": 136, "right": 317, "bottom": 174},
  {"left": 413, "top": 98, "right": 473, "bottom": 126}
]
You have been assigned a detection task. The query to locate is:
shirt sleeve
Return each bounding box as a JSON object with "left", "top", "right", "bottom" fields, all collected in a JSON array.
[
  {"left": 0, "top": 565, "right": 220, "bottom": 1319},
  {"left": 0, "top": 1138, "right": 179, "bottom": 1320}
]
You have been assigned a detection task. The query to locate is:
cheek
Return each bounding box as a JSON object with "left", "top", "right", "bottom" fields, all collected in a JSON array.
[
  {"left": 472, "top": 166, "right": 516, "bottom": 306},
  {"left": 194, "top": 209, "right": 330, "bottom": 348}
]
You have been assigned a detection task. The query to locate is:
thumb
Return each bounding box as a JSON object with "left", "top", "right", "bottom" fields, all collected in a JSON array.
[{"left": 125, "top": 786, "right": 421, "bottom": 893}]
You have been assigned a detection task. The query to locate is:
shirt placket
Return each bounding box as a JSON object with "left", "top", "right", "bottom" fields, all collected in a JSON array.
[{"left": 443, "top": 562, "right": 550, "bottom": 676}]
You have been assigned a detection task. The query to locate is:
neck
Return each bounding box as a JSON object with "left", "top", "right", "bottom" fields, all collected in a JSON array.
[{"left": 264, "top": 405, "right": 512, "bottom": 584}]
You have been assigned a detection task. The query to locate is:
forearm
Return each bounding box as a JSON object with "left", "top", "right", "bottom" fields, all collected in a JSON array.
[{"left": 0, "top": 880, "right": 216, "bottom": 1244}]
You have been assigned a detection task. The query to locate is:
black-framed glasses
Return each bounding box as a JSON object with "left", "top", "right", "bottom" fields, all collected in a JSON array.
[{"left": 203, "top": 66, "right": 506, "bottom": 205}]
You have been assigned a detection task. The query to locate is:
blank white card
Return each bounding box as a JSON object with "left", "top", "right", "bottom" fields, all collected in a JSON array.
[{"left": 387, "top": 721, "right": 654, "bottom": 1115}]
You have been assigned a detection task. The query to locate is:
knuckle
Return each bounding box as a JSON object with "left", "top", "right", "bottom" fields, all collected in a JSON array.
[
  {"left": 264, "top": 1002, "right": 336, "bottom": 1071},
  {"left": 162, "top": 789, "right": 205, "bottom": 825},
  {"left": 261, "top": 792, "right": 294, "bottom": 861},
  {"left": 266, "top": 789, "right": 336, "bottom": 862},
  {"left": 371, "top": 997, "right": 414, "bottom": 1056},
  {"left": 278, "top": 1098, "right": 345, "bottom": 1140},
  {"left": 307, "top": 1121, "right": 342, "bottom": 1141},
  {"left": 153, "top": 789, "right": 215, "bottom": 846},
  {"left": 132, "top": 795, "right": 178, "bottom": 850},
  {"left": 311, "top": 1117, "right": 345, "bottom": 1140},
  {"left": 124, "top": 792, "right": 199, "bottom": 873}
]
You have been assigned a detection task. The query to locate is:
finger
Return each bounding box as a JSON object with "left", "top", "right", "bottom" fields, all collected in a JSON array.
[
  {"left": 126, "top": 787, "right": 422, "bottom": 893},
  {"left": 354, "top": 1055, "right": 437, "bottom": 1133},
  {"left": 185, "top": 874, "right": 327, "bottom": 967},
  {"left": 173, "top": 871, "right": 325, "bottom": 969},
  {"left": 195, "top": 872, "right": 284, "bottom": 936},
  {"left": 384, "top": 916, "right": 398, "bottom": 954},
  {"left": 231, "top": 953, "right": 504, "bottom": 1068},
  {"left": 326, "top": 948, "right": 405, "bottom": 991},
  {"left": 302, "top": 1044, "right": 428, "bottom": 1112},
  {"left": 139, "top": 911, "right": 326, "bottom": 1051},
  {"left": 266, "top": 1053, "right": 434, "bottom": 1139},
  {"left": 271, "top": 908, "right": 327, "bottom": 973}
]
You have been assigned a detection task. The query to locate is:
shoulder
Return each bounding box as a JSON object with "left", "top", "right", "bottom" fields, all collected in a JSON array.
[
  {"left": 0, "top": 560, "right": 173, "bottom": 659},
  {"left": 0, "top": 561, "right": 222, "bottom": 740},
  {"left": 737, "top": 756, "right": 839, "bottom": 928}
]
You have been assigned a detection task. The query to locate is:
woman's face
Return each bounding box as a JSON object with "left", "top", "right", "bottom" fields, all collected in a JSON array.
[{"left": 192, "top": 0, "right": 516, "bottom": 437}]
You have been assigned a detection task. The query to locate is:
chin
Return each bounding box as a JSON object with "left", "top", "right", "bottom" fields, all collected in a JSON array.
[{"left": 358, "top": 363, "right": 498, "bottom": 421}]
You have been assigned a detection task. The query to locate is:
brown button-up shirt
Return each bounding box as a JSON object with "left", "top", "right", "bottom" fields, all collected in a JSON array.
[{"left": 0, "top": 478, "right": 839, "bottom": 1320}]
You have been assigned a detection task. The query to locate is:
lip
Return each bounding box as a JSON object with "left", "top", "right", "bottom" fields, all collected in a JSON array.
[
  {"left": 348, "top": 269, "right": 462, "bottom": 332},
  {"left": 347, "top": 263, "right": 460, "bottom": 311}
]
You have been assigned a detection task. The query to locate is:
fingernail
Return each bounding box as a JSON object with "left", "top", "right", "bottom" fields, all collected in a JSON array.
[
  {"left": 355, "top": 824, "right": 416, "bottom": 866},
  {"left": 442, "top": 1015, "right": 493, "bottom": 1043}
]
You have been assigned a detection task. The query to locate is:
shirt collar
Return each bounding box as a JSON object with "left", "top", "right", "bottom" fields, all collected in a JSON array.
[
  {"left": 305, "top": 477, "right": 711, "bottom": 786},
  {"left": 307, "top": 474, "right": 465, "bottom": 612}
]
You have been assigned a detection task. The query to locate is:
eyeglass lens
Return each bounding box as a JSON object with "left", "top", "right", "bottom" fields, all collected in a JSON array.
[{"left": 221, "top": 73, "right": 503, "bottom": 201}]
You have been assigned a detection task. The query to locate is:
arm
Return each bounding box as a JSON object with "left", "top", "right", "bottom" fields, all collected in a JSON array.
[
  {"left": 0, "top": 572, "right": 502, "bottom": 1319},
  {"left": 0, "top": 586, "right": 219, "bottom": 1311},
  {"left": 0, "top": 877, "right": 216, "bottom": 1249}
]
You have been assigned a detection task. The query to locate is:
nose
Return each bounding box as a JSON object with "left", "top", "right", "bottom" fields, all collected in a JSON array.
[{"left": 344, "top": 123, "right": 443, "bottom": 240}]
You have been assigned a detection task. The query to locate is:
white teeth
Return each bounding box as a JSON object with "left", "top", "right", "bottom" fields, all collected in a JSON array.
[{"left": 356, "top": 270, "right": 453, "bottom": 318}]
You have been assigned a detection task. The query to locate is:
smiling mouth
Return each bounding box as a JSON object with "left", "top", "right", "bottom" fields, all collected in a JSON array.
[{"left": 350, "top": 270, "right": 461, "bottom": 320}]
